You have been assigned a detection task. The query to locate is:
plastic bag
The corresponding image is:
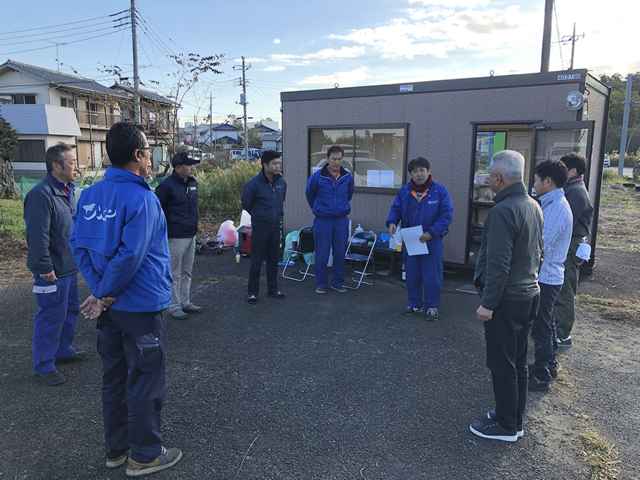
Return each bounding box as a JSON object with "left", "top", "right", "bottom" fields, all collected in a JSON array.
[{"left": 217, "top": 220, "right": 237, "bottom": 247}]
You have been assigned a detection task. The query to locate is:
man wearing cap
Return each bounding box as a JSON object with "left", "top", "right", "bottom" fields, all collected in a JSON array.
[{"left": 155, "top": 152, "right": 202, "bottom": 320}]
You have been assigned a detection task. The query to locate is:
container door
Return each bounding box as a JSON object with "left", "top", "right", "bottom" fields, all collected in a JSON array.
[{"left": 530, "top": 121, "right": 594, "bottom": 196}]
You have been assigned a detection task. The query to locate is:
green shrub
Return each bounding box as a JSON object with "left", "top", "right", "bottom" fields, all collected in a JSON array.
[
  {"left": 0, "top": 199, "right": 26, "bottom": 238},
  {"left": 602, "top": 169, "right": 625, "bottom": 184},
  {"left": 197, "top": 160, "right": 261, "bottom": 215},
  {"left": 608, "top": 149, "right": 640, "bottom": 167}
]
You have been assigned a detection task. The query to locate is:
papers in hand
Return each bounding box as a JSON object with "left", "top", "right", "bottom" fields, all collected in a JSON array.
[{"left": 401, "top": 226, "right": 429, "bottom": 256}]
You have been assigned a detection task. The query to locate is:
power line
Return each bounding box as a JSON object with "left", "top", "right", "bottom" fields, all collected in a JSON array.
[
  {"left": 135, "top": 8, "right": 187, "bottom": 54},
  {"left": 0, "top": 22, "right": 130, "bottom": 47},
  {"left": 0, "top": 28, "right": 130, "bottom": 56},
  {"left": 0, "top": 10, "right": 128, "bottom": 36},
  {"left": 3, "top": 18, "right": 129, "bottom": 41}
]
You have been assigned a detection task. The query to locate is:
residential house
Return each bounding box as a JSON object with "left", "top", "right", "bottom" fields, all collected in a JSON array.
[
  {"left": 261, "top": 133, "right": 282, "bottom": 152},
  {"left": 111, "top": 83, "right": 175, "bottom": 168},
  {"left": 0, "top": 59, "right": 126, "bottom": 176},
  {"left": 198, "top": 123, "right": 241, "bottom": 150}
]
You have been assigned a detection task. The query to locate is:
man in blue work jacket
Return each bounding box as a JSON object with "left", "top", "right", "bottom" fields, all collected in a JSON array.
[
  {"left": 305, "top": 145, "right": 355, "bottom": 294},
  {"left": 71, "top": 122, "right": 181, "bottom": 476},
  {"left": 155, "top": 152, "right": 202, "bottom": 320},
  {"left": 24, "top": 143, "right": 87, "bottom": 386},
  {"left": 386, "top": 157, "right": 453, "bottom": 320},
  {"left": 241, "top": 150, "right": 287, "bottom": 303}
]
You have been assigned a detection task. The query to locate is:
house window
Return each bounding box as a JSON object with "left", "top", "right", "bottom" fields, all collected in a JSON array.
[
  {"left": 0, "top": 94, "right": 11, "bottom": 105},
  {"left": 12, "top": 94, "right": 36, "bottom": 104},
  {"left": 309, "top": 125, "right": 407, "bottom": 191},
  {"left": 10, "top": 140, "right": 46, "bottom": 163},
  {"left": 60, "top": 98, "right": 75, "bottom": 108}
]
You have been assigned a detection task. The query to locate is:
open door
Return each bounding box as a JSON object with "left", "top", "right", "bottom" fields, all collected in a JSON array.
[{"left": 530, "top": 121, "right": 594, "bottom": 195}]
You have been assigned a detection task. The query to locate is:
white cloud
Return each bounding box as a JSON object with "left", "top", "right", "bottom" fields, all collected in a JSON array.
[
  {"left": 263, "top": 66, "right": 285, "bottom": 71},
  {"left": 234, "top": 57, "right": 266, "bottom": 63},
  {"left": 328, "top": 6, "right": 539, "bottom": 60},
  {"left": 273, "top": 39, "right": 281, "bottom": 44},
  {"left": 299, "top": 67, "right": 369, "bottom": 86},
  {"left": 269, "top": 46, "right": 366, "bottom": 64},
  {"left": 408, "top": 0, "right": 490, "bottom": 6}
]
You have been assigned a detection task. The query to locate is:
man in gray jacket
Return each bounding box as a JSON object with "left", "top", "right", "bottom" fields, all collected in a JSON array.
[
  {"left": 470, "top": 150, "right": 543, "bottom": 442},
  {"left": 24, "top": 143, "right": 87, "bottom": 386}
]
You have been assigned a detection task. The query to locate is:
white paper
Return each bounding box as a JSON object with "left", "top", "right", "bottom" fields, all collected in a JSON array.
[
  {"left": 576, "top": 242, "right": 591, "bottom": 261},
  {"left": 401, "top": 226, "right": 429, "bottom": 256},
  {"left": 380, "top": 170, "right": 394, "bottom": 188},
  {"left": 367, "top": 170, "right": 380, "bottom": 187}
]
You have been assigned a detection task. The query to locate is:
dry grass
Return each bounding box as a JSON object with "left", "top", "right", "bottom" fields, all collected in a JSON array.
[
  {"left": 578, "top": 294, "right": 640, "bottom": 325},
  {"left": 577, "top": 426, "right": 621, "bottom": 480}
]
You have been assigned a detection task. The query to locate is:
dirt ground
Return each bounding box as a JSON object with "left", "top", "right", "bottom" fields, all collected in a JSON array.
[{"left": 1, "top": 183, "right": 639, "bottom": 479}]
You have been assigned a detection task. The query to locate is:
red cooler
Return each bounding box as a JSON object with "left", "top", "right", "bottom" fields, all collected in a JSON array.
[{"left": 238, "top": 225, "right": 252, "bottom": 254}]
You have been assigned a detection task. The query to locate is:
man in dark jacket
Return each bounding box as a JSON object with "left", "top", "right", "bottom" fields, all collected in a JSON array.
[
  {"left": 24, "top": 142, "right": 86, "bottom": 386},
  {"left": 305, "top": 145, "right": 355, "bottom": 294},
  {"left": 155, "top": 152, "right": 202, "bottom": 320},
  {"left": 553, "top": 153, "right": 594, "bottom": 348},
  {"left": 470, "top": 150, "right": 543, "bottom": 442},
  {"left": 241, "top": 150, "right": 287, "bottom": 303}
]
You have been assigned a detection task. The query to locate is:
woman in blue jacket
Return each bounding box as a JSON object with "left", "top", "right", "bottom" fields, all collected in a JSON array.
[{"left": 386, "top": 157, "right": 453, "bottom": 320}]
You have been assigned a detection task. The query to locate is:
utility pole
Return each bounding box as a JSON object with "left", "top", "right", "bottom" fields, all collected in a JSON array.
[
  {"left": 209, "top": 93, "right": 213, "bottom": 154},
  {"left": 194, "top": 114, "right": 198, "bottom": 153},
  {"left": 130, "top": 0, "right": 141, "bottom": 122},
  {"left": 540, "top": 0, "right": 553, "bottom": 73},
  {"left": 234, "top": 57, "right": 251, "bottom": 160},
  {"left": 560, "top": 23, "right": 585, "bottom": 70},
  {"left": 618, "top": 74, "right": 640, "bottom": 177}
]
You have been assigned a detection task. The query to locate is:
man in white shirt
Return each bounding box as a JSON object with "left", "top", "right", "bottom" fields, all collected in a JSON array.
[{"left": 529, "top": 160, "right": 573, "bottom": 391}]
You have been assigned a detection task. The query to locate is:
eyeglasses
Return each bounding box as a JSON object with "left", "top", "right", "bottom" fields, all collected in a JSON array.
[{"left": 138, "top": 147, "right": 154, "bottom": 153}]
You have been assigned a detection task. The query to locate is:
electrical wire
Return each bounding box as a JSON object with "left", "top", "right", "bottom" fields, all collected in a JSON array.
[
  {"left": 2, "top": 17, "right": 129, "bottom": 41},
  {"left": 0, "top": 23, "right": 130, "bottom": 47},
  {"left": 135, "top": 8, "right": 187, "bottom": 54},
  {"left": 0, "top": 10, "right": 128, "bottom": 36},
  {"left": 0, "top": 28, "right": 130, "bottom": 56}
]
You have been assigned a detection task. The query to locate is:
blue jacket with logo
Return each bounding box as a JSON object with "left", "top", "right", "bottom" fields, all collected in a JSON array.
[
  {"left": 386, "top": 180, "right": 454, "bottom": 248},
  {"left": 70, "top": 168, "right": 172, "bottom": 312},
  {"left": 155, "top": 170, "right": 199, "bottom": 238},
  {"left": 305, "top": 165, "right": 354, "bottom": 219},
  {"left": 24, "top": 174, "right": 78, "bottom": 278},
  {"left": 241, "top": 168, "right": 287, "bottom": 229}
]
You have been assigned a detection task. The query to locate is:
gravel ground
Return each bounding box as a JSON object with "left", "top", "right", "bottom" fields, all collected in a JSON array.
[{"left": 0, "top": 183, "right": 638, "bottom": 479}]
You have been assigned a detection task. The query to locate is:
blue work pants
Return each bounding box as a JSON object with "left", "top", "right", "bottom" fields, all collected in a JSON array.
[
  {"left": 404, "top": 240, "right": 443, "bottom": 310},
  {"left": 313, "top": 216, "right": 349, "bottom": 288},
  {"left": 97, "top": 308, "right": 165, "bottom": 464},
  {"left": 530, "top": 282, "right": 562, "bottom": 382},
  {"left": 32, "top": 273, "right": 79, "bottom": 375}
]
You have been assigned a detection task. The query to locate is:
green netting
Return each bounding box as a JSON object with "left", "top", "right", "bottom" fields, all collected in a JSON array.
[{"left": 13, "top": 176, "right": 42, "bottom": 201}]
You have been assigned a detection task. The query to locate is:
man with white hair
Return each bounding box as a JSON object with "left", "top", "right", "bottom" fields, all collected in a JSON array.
[{"left": 470, "top": 150, "right": 544, "bottom": 442}]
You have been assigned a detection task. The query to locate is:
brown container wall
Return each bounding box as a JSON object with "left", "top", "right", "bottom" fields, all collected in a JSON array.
[{"left": 283, "top": 78, "right": 589, "bottom": 266}]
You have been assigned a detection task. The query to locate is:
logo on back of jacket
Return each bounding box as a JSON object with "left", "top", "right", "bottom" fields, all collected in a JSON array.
[{"left": 82, "top": 204, "right": 116, "bottom": 221}]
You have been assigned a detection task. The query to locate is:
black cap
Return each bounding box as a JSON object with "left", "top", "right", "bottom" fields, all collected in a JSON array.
[{"left": 171, "top": 152, "right": 200, "bottom": 167}]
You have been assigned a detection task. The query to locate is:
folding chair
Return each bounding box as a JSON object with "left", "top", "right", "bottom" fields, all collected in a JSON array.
[
  {"left": 282, "top": 226, "right": 315, "bottom": 281},
  {"left": 344, "top": 231, "right": 377, "bottom": 289}
]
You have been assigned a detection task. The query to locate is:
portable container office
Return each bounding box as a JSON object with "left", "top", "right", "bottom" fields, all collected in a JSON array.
[{"left": 280, "top": 69, "right": 610, "bottom": 273}]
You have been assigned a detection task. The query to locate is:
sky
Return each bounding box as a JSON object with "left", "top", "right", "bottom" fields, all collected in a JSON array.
[{"left": 2, "top": 0, "right": 638, "bottom": 129}]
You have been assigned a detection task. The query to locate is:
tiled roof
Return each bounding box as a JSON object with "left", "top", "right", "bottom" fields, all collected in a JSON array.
[
  {"left": 112, "top": 83, "right": 174, "bottom": 105},
  {"left": 1, "top": 59, "right": 121, "bottom": 96},
  {"left": 261, "top": 133, "right": 282, "bottom": 141}
]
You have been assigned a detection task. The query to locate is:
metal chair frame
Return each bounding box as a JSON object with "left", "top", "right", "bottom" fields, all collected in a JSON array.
[
  {"left": 344, "top": 231, "right": 377, "bottom": 289},
  {"left": 282, "top": 227, "right": 315, "bottom": 282}
]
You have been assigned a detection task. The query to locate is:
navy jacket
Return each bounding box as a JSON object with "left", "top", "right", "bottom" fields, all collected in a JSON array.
[
  {"left": 71, "top": 168, "right": 172, "bottom": 312},
  {"left": 155, "top": 170, "right": 199, "bottom": 238},
  {"left": 241, "top": 169, "right": 287, "bottom": 228},
  {"left": 24, "top": 174, "right": 78, "bottom": 278},
  {"left": 305, "top": 165, "right": 354, "bottom": 219}
]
